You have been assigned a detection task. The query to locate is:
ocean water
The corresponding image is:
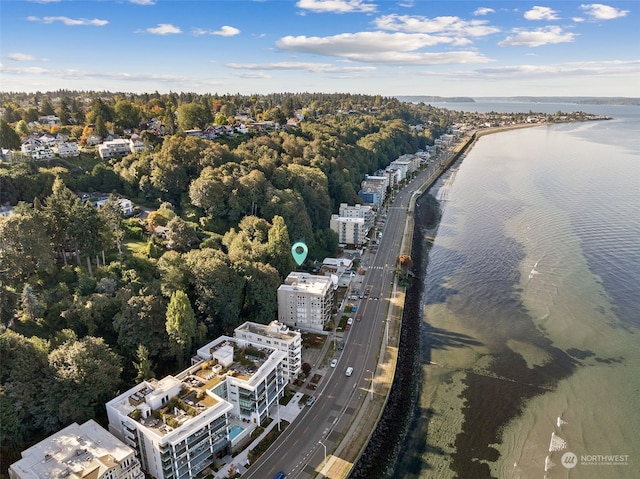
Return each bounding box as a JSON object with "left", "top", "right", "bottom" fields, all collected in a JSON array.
[{"left": 397, "top": 104, "right": 640, "bottom": 478}]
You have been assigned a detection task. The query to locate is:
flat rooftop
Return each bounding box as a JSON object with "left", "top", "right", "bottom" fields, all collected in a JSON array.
[
  {"left": 110, "top": 338, "right": 281, "bottom": 437},
  {"left": 10, "top": 420, "right": 133, "bottom": 479}
]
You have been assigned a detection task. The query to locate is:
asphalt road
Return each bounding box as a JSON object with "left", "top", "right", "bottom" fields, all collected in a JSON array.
[{"left": 244, "top": 158, "right": 443, "bottom": 479}]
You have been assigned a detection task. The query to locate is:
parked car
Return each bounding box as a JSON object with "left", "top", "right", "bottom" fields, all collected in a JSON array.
[
  {"left": 330, "top": 359, "right": 338, "bottom": 368},
  {"left": 338, "top": 341, "right": 345, "bottom": 350}
]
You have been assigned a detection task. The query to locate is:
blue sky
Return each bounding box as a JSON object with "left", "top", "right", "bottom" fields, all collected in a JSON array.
[{"left": 1, "top": 0, "right": 638, "bottom": 96}]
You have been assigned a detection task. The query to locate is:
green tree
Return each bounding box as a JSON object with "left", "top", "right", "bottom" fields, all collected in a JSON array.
[
  {"left": 0, "top": 331, "right": 54, "bottom": 445},
  {"left": 20, "top": 283, "right": 42, "bottom": 322},
  {"left": 157, "top": 250, "right": 188, "bottom": 297},
  {"left": 0, "top": 208, "right": 55, "bottom": 285},
  {"left": 184, "top": 248, "right": 244, "bottom": 331},
  {"left": 40, "top": 99, "right": 55, "bottom": 116},
  {"left": 112, "top": 291, "right": 170, "bottom": 359},
  {"left": 57, "top": 98, "right": 71, "bottom": 126},
  {"left": 98, "top": 194, "right": 126, "bottom": 258},
  {"left": 48, "top": 336, "right": 122, "bottom": 425},
  {"left": 43, "top": 177, "right": 81, "bottom": 266},
  {"left": 165, "top": 290, "right": 197, "bottom": 366},
  {"left": 133, "top": 344, "right": 155, "bottom": 382},
  {"left": 114, "top": 99, "right": 142, "bottom": 130},
  {"left": 165, "top": 216, "right": 199, "bottom": 252},
  {"left": 237, "top": 260, "right": 280, "bottom": 323},
  {"left": 15, "top": 119, "right": 30, "bottom": 137},
  {"left": 266, "top": 215, "right": 294, "bottom": 279},
  {"left": 0, "top": 119, "right": 21, "bottom": 149},
  {"left": 94, "top": 115, "right": 108, "bottom": 139},
  {"left": 177, "top": 102, "right": 211, "bottom": 130}
]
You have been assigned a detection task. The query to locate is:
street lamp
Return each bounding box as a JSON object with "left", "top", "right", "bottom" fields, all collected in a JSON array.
[
  {"left": 318, "top": 440, "right": 327, "bottom": 466},
  {"left": 366, "top": 369, "right": 374, "bottom": 400}
]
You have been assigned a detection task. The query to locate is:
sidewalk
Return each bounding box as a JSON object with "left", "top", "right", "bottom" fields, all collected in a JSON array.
[{"left": 213, "top": 394, "right": 305, "bottom": 479}]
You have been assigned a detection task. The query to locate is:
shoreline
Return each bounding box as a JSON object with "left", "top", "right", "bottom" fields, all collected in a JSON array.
[
  {"left": 347, "top": 117, "right": 609, "bottom": 478},
  {"left": 393, "top": 116, "right": 635, "bottom": 479}
]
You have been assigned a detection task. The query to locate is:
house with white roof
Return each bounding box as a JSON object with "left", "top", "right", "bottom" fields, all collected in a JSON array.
[
  {"left": 98, "top": 139, "right": 132, "bottom": 160},
  {"left": 53, "top": 142, "right": 79, "bottom": 158}
]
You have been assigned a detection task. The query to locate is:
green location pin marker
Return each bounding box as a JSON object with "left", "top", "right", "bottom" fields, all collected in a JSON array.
[{"left": 291, "top": 241, "right": 308, "bottom": 266}]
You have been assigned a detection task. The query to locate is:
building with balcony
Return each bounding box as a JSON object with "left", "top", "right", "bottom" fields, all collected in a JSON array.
[
  {"left": 9, "top": 420, "right": 143, "bottom": 479},
  {"left": 277, "top": 272, "right": 334, "bottom": 332},
  {"left": 106, "top": 337, "right": 286, "bottom": 479},
  {"left": 234, "top": 321, "right": 302, "bottom": 381}
]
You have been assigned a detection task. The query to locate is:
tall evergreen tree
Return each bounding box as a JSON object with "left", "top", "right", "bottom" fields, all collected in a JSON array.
[{"left": 165, "top": 290, "right": 196, "bottom": 366}]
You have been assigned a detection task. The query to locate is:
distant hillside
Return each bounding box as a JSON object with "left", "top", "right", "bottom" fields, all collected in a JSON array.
[
  {"left": 396, "top": 96, "right": 475, "bottom": 103},
  {"left": 396, "top": 96, "right": 639, "bottom": 106},
  {"left": 475, "top": 96, "right": 640, "bottom": 106}
]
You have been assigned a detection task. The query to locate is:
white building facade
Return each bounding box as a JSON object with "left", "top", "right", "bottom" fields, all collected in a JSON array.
[
  {"left": 9, "top": 420, "right": 143, "bottom": 479},
  {"left": 234, "top": 321, "right": 302, "bottom": 381},
  {"left": 106, "top": 337, "right": 286, "bottom": 479},
  {"left": 330, "top": 215, "right": 366, "bottom": 246},
  {"left": 277, "top": 272, "right": 334, "bottom": 332}
]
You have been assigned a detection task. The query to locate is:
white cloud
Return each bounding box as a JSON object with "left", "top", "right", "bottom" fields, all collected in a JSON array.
[
  {"left": 524, "top": 6, "right": 559, "bottom": 21},
  {"left": 572, "top": 17, "right": 585, "bottom": 22},
  {"left": 498, "top": 26, "right": 576, "bottom": 47},
  {"left": 374, "top": 14, "right": 500, "bottom": 37},
  {"left": 212, "top": 26, "right": 240, "bottom": 36},
  {"left": 7, "top": 53, "right": 36, "bottom": 61},
  {"left": 277, "top": 32, "right": 452, "bottom": 56},
  {"left": 580, "top": 4, "right": 629, "bottom": 20},
  {"left": 296, "top": 0, "right": 377, "bottom": 14},
  {"left": 226, "top": 61, "right": 376, "bottom": 73},
  {"left": 232, "top": 71, "right": 272, "bottom": 79},
  {"left": 130, "top": 0, "right": 156, "bottom": 5},
  {"left": 475, "top": 59, "right": 640, "bottom": 77},
  {"left": 27, "top": 16, "right": 108, "bottom": 26},
  {"left": 0, "top": 64, "right": 190, "bottom": 83},
  {"left": 193, "top": 26, "right": 240, "bottom": 36},
  {"left": 276, "top": 33, "right": 491, "bottom": 65},
  {"left": 146, "top": 24, "right": 181, "bottom": 35},
  {"left": 473, "top": 7, "right": 495, "bottom": 16}
]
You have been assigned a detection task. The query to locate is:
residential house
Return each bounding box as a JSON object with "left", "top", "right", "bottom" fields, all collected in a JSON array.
[
  {"left": 98, "top": 139, "right": 132, "bottom": 160},
  {"left": 53, "top": 142, "right": 79, "bottom": 158}
]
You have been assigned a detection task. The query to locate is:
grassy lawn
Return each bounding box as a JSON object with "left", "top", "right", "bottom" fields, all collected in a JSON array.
[
  {"left": 124, "top": 239, "right": 149, "bottom": 256},
  {"left": 301, "top": 333, "right": 326, "bottom": 349}
]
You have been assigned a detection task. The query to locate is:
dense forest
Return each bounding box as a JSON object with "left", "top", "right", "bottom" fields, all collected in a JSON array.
[{"left": 0, "top": 91, "right": 461, "bottom": 468}]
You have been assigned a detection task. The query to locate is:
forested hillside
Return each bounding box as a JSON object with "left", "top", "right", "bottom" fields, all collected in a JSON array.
[{"left": 0, "top": 91, "right": 458, "bottom": 466}]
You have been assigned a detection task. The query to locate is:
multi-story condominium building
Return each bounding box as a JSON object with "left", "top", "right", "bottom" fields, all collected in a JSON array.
[
  {"left": 338, "top": 203, "right": 375, "bottom": 233},
  {"left": 106, "top": 337, "right": 286, "bottom": 479},
  {"left": 330, "top": 215, "right": 366, "bottom": 246},
  {"left": 9, "top": 420, "right": 143, "bottom": 479},
  {"left": 234, "top": 321, "right": 302, "bottom": 381},
  {"left": 277, "top": 272, "right": 334, "bottom": 332},
  {"left": 358, "top": 175, "right": 388, "bottom": 207}
]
